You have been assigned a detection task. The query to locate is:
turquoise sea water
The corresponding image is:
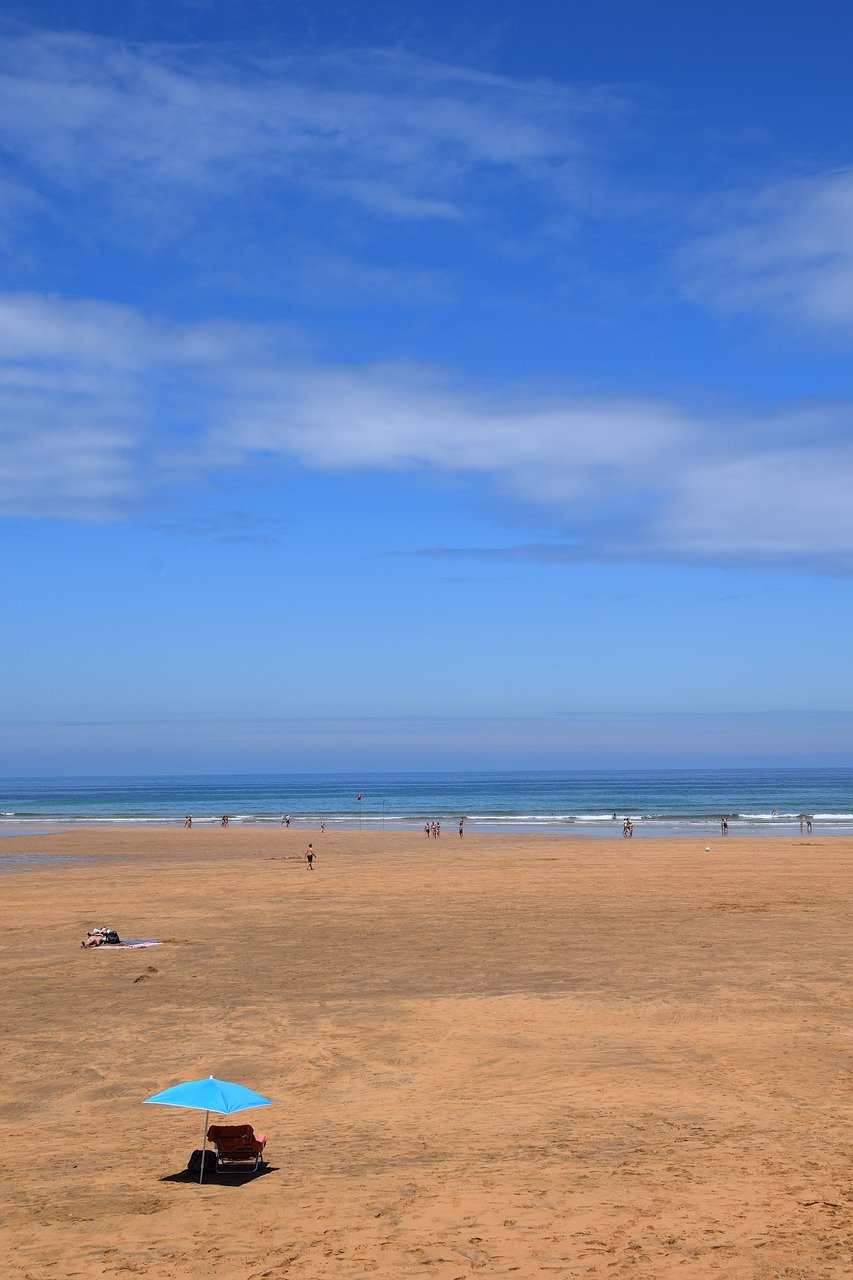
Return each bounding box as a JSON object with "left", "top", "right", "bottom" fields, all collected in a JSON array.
[{"left": 1, "top": 770, "right": 853, "bottom": 836}]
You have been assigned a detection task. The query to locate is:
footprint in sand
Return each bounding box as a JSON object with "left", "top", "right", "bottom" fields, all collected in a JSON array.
[{"left": 133, "top": 966, "right": 159, "bottom": 983}]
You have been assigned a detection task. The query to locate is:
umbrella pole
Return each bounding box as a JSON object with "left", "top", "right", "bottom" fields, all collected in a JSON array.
[{"left": 199, "top": 1109, "right": 209, "bottom": 1184}]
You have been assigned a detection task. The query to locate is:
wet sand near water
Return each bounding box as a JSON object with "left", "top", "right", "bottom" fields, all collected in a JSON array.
[{"left": 3, "top": 825, "right": 853, "bottom": 1279}]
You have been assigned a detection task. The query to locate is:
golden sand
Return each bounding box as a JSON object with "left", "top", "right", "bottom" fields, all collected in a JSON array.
[{"left": 3, "top": 825, "right": 853, "bottom": 1278}]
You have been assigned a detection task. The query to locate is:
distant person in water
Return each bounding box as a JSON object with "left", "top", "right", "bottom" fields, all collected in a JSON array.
[
  {"left": 807, "top": 818, "right": 813, "bottom": 833},
  {"left": 306, "top": 843, "right": 316, "bottom": 870}
]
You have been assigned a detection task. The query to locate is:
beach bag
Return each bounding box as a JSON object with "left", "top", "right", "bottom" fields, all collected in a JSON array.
[
  {"left": 187, "top": 1149, "right": 218, "bottom": 1176},
  {"left": 103, "top": 930, "right": 121, "bottom": 945}
]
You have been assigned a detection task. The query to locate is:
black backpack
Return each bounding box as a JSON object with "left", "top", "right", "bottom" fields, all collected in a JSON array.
[{"left": 187, "top": 1149, "right": 218, "bottom": 1176}]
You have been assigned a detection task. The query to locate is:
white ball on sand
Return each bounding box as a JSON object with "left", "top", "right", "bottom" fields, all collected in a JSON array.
[{"left": 705, "top": 846, "right": 711, "bottom": 851}]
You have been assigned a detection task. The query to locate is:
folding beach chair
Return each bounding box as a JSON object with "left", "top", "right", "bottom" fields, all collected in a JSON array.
[{"left": 207, "top": 1123, "right": 267, "bottom": 1172}]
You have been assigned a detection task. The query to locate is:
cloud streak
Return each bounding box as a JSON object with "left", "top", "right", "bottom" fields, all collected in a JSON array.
[
  {"left": 0, "top": 29, "right": 619, "bottom": 241},
  {"left": 682, "top": 168, "right": 853, "bottom": 333},
  {"left": 5, "top": 710, "right": 853, "bottom": 772},
  {"left": 3, "top": 291, "right": 853, "bottom": 569}
]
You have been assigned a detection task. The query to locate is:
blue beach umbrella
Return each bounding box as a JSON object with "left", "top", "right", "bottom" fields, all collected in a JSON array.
[{"left": 144, "top": 1075, "right": 272, "bottom": 1182}]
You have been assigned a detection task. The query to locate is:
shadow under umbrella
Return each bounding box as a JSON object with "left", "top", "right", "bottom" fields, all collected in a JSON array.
[{"left": 161, "top": 1161, "right": 278, "bottom": 1185}]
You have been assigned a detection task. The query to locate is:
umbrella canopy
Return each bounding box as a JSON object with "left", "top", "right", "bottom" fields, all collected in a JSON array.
[
  {"left": 144, "top": 1076, "right": 271, "bottom": 1115},
  {"left": 143, "top": 1075, "right": 272, "bottom": 1183}
]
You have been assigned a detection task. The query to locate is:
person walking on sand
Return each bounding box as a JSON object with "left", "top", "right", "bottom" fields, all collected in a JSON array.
[
  {"left": 424, "top": 822, "right": 430, "bottom": 838},
  {"left": 184, "top": 815, "right": 192, "bottom": 829},
  {"left": 459, "top": 817, "right": 464, "bottom": 838},
  {"left": 221, "top": 814, "right": 229, "bottom": 828},
  {"left": 306, "top": 843, "right": 316, "bottom": 870},
  {"left": 320, "top": 818, "right": 326, "bottom": 833}
]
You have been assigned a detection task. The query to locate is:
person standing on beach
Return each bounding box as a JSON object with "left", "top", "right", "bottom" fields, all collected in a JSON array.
[
  {"left": 459, "top": 817, "right": 464, "bottom": 838},
  {"left": 221, "top": 814, "right": 229, "bottom": 828},
  {"left": 184, "top": 815, "right": 192, "bottom": 829},
  {"left": 320, "top": 818, "right": 326, "bottom": 833},
  {"left": 721, "top": 816, "right": 728, "bottom": 836},
  {"left": 424, "top": 822, "right": 430, "bottom": 838},
  {"left": 306, "top": 843, "right": 316, "bottom": 870}
]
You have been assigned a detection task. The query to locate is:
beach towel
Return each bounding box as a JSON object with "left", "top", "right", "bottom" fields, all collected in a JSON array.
[{"left": 97, "top": 940, "right": 162, "bottom": 949}]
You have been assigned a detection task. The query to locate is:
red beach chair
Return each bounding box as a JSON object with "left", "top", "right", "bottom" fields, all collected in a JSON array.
[{"left": 207, "top": 1123, "right": 267, "bottom": 1172}]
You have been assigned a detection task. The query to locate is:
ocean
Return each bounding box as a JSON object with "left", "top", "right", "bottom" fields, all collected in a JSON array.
[{"left": 1, "top": 769, "right": 852, "bottom": 836}]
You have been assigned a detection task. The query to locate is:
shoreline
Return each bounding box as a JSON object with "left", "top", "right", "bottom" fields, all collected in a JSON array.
[
  {"left": 3, "top": 767, "right": 851, "bottom": 841},
  {"left": 0, "top": 817, "right": 843, "bottom": 838}
]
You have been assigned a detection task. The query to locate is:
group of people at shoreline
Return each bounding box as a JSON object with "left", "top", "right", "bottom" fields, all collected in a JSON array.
[
  {"left": 424, "top": 818, "right": 466, "bottom": 838},
  {"left": 177, "top": 812, "right": 818, "bottom": 836}
]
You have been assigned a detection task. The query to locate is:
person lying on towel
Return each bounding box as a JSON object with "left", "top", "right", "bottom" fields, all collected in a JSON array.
[{"left": 82, "top": 927, "right": 122, "bottom": 947}]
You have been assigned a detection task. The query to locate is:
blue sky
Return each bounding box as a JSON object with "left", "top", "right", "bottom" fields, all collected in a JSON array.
[{"left": 2, "top": 0, "right": 853, "bottom": 772}]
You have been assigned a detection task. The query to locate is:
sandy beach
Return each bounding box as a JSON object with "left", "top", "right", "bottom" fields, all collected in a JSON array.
[{"left": 4, "top": 825, "right": 853, "bottom": 1279}]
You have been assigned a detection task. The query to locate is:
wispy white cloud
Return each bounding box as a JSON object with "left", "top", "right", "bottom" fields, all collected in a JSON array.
[
  {"left": 3, "top": 290, "right": 853, "bottom": 569},
  {"left": 682, "top": 169, "right": 853, "bottom": 332},
  {"left": 0, "top": 30, "right": 618, "bottom": 240},
  {"left": 148, "top": 510, "right": 289, "bottom": 545}
]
